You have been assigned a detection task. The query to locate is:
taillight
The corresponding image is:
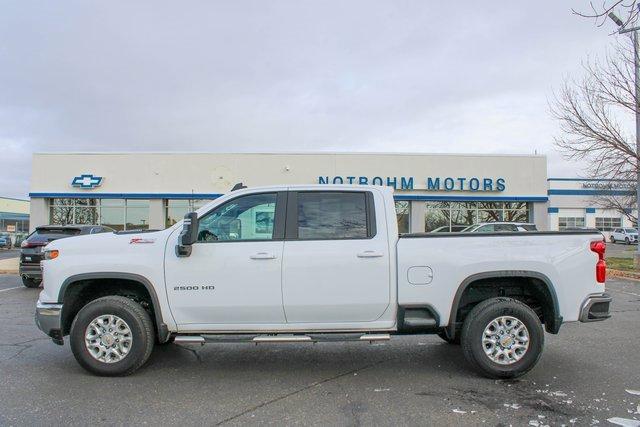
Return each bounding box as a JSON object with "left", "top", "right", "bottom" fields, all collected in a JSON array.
[
  {"left": 590, "top": 241, "right": 606, "bottom": 284},
  {"left": 21, "top": 241, "right": 45, "bottom": 248}
]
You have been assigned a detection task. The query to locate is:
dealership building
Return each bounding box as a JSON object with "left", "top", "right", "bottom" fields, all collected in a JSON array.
[
  {"left": 27, "top": 152, "right": 636, "bottom": 235},
  {"left": 0, "top": 197, "right": 30, "bottom": 244}
]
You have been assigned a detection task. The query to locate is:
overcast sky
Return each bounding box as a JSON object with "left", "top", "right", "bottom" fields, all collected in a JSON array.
[{"left": 0, "top": 1, "right": 624, "bottom": 199}]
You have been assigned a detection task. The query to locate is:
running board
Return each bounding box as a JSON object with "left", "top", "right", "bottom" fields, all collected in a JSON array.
[{"left": 174, "top": 333, "right": 391, "bottom": 345}]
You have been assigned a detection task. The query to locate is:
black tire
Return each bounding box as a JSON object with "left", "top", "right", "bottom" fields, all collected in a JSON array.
[
  {"left": 22, "top": 277, "right": 40, "bottom": 288},
  {"left": 70, "top": 296, "right": 155, "bottom": 376},
  {"left": 437, "top": 330, "right": 461, "bottom": 345},
  {"left": 626, "top": 237, "right": 631, "bottom": 245},
  {"left": 461, "top": 297, "right": 544, "bottom": 379},
  {"left": 610, "top": 236, "right": 615, "bottom": 243}
]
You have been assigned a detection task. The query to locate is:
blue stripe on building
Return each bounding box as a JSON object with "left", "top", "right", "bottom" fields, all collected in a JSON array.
[
  {"left": 31, "top": 192, "right": 548, "bottom": 203},
  {"left": 547, "top": 189, "right": 634, "bottom": 196},
  {"left": 0, "top": 211, "right": 29, "bottom": 220},
  {"left": 547, "top": 178, "right": 635, "bottom": 182},
  {"left": 393, "top": 195, "right": 547, "bottom": 202},
  {"left": 585, "top": 207, "right": 596, "bottom": 213},
  {"left": 547, "top": 207, "right": 559, "bottom": 213},
  {"left": 29, "top": 192, "right": 225, "bottom": 200}
]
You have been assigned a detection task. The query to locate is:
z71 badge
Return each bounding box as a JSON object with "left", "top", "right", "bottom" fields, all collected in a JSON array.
[{"left": 173, "top": 285, "right": 215, "bottom": 291}]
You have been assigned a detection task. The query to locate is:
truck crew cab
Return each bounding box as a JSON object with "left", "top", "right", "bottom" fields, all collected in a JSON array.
[{"left": 35, "top": 185, "right": 611, "bottom": 378}]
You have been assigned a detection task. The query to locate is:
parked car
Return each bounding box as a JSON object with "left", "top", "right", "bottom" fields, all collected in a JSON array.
[
  {"left": 35, "top": 185, "right": 610, "bottom": 378},
  {"left": 463, "top": 222, "right": 538, "bottom": 233},
  {"left": 610, "top": 228, "right": 638, "bottom": 245},
  {"left": 20, "top": 225, "right": 114, "bottom": 288},
  {"left": 0, "top": 234, "right": 12, "bottom": 249},
  {"left": 430, "top": 225, "right": 470, "bottom": 233}
]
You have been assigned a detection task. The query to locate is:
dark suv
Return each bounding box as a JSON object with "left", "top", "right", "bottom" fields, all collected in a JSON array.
[{"left": 19, "top": 225, "right": 114, "bottom": 288}]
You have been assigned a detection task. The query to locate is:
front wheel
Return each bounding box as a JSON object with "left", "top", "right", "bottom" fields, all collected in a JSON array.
[
  {"left": 461, "top": 297, "right": 544, "bottom": 379},
  {"left": 70, "top": 296, "right": 155, "bottom": 376},
  {"left": 626, "top": 237, "right": 631, "bottom": 245}
]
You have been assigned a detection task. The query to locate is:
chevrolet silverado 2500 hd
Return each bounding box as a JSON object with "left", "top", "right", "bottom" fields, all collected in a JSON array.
[{"left": 35, "top": 185, "right": 611, "bottom": 377}]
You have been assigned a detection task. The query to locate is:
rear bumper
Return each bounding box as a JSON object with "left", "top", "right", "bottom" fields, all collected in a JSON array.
[
  {"left": 579, "top": 293, "right": 612, "bottom": 322},
  {"left": 35, "top": 300, "right": 64, "bottom": 345},
  {"left": 19, "top": 263, "right": 42, "bottom": 279}
]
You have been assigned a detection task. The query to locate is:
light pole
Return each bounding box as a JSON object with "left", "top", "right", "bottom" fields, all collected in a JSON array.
[{"left": 608, "top": 11, "right": 640, "bottom": 268}]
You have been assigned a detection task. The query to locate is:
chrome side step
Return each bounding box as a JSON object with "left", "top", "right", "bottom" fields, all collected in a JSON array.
[
  {"left": 174, "top": 333, "right": 391, "bottom": 345},
  {"left": 253, "top": 335, "right": 313, "bottom": 343},
  {"left": 174, "top": 336, "right": 205, "bottom": 344}
]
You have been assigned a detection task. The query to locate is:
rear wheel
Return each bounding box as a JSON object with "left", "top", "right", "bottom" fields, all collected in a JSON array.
[
  {"left": 22, "top": 277, "right": 40, "bottom": 288},
  {"left": 610, "top": 236, "right": 615, "bottom": 243},
  {"left": 461, "top": 297, "right": 544, "bottom": 379},
  {"left": 70, "top": 296, "right": 155, "bottom": 376}
]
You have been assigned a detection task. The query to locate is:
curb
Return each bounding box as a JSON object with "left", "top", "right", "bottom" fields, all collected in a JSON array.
[
  {"left": 0, "top": 270, "right": 19, "bottom": 275},
  {"left": 608, "top": 268, "right": 640, "bottom": 282}
]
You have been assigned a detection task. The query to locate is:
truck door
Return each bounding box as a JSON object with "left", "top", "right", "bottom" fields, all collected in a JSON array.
[
  {"left": 164, "top": 192, "right": 287, "bottom": 326},
  {"left": 282, "top": 190, "right": 391, "bottom": 323}
]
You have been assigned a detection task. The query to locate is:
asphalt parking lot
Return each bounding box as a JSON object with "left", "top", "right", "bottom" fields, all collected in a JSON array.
[
  {"left": 1, "top": 274, "right": 639, "bottom": 426},
  {"left": 0, "top": 249, "right": 20, "bottom": 260}
]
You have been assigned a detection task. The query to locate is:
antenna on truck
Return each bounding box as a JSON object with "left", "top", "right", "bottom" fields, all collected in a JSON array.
[{"left": 231, "top": 182, "right": 247, "bottom": 191}]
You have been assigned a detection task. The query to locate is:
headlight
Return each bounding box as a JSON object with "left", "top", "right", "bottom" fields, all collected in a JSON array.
[{"left": 44, "top": 250, "right": 59, "bottom": 260}]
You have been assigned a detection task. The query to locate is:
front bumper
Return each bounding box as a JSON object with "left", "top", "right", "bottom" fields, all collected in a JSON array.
[
  {"left": 35, "top": 300, "right": 64, "bottom": 345},
  {"left": 19, "top": 263, "right": 42, "bottom": 279},
  {"left": 579, "top": 293, "right": 612, "bottom": 322}
]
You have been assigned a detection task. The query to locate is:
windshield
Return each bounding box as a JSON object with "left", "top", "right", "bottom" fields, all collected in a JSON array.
[{"left": 624, "top": 228, "right": 637, "bottom": 233}]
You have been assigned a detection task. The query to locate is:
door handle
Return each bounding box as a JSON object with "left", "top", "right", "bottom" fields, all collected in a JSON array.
[
  {"left": 357, "top": 251, "right": 383, "bottom": 258},
  {"left": 250, "top": 252, "right": 277, "bottom": 260}
]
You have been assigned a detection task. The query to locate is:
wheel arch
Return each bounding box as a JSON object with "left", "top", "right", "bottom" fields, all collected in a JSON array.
[
  {"left": 446, "top": 270, "right": 562, "bottom": 339},
  {"left": 58, "top": 272, "right": 170, "bottom": 343}
]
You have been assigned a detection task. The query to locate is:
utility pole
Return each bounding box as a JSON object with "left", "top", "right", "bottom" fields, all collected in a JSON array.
[{"left": 608, "top": 11, "right": 640, "bottom": 268}]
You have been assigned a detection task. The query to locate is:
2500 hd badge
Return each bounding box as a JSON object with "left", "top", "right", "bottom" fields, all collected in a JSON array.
[{"left": 173, "top": 285, "right": 215, "bottom": 291}]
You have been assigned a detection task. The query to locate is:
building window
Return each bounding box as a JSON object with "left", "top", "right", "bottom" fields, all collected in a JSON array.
[
  {"left": 425, "top": 201, "right": 530, "bottom": 232},
  {"left": 558, "top": 217, "right": 585, "bottom": 230},
  {"left": 165, "top": 199, "right": 214, "bottom": 228},
  {"left": 395, "top": 201, "right": 410, "bottom": 233},
  {"left": 595, "top": 217, "right": 622, "bottom": 232},
  {"left": 49, "top": 199, "right": 149, "bottom": 231}
]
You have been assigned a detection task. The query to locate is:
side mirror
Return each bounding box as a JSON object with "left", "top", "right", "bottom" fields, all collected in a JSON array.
[{"left": 176, "top": 212, "right": 199, "bottom": 257}]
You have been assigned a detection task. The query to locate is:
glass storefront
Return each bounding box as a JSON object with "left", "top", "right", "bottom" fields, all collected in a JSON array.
[
  {"left": 0, "top": 214, "right": 30, "bottom": 246},
  {"left": 44, "top": 197, "right": 532, "bottom": 234},
  {"left": 425, "top": 201, "right": 530, "bottom": 232},
  {"left": 49, "top": 199, "right": 150, "bottom": 231},
  {"left": 165, "top": 199, "right": 214, "bottom": 228},
  {"left": 395, "top": 201, "right": 410, "bottom": 233}
]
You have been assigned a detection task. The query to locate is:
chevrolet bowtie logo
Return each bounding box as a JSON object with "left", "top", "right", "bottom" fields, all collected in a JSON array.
[{"left": 71, "top": 174, "right": 103, "bottom": 189}]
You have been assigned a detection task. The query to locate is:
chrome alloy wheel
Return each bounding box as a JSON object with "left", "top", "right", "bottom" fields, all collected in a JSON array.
[
  {"left": 482, "top": 316, "right": 529, "bottom": 365},
  {"left": 85, "top": 315, "right": 133, "bottom": 363}
]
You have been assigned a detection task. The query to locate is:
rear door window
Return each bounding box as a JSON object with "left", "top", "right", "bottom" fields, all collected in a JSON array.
[{"left": 295, "top": 192, "right": 370, "bottom": 240}]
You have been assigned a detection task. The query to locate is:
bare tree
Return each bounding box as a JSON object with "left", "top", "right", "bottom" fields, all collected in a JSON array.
[
  {"left": 573, "top": 1, "right": 639, "bottom": 29},
  {"left": 551, "top": 39, "right": 638, "bottom": 223}
]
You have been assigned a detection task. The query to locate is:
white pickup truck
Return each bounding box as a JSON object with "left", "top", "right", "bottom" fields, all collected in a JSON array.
[{"left": 35, "top": 184, "right": 611, "bottom": 378}]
